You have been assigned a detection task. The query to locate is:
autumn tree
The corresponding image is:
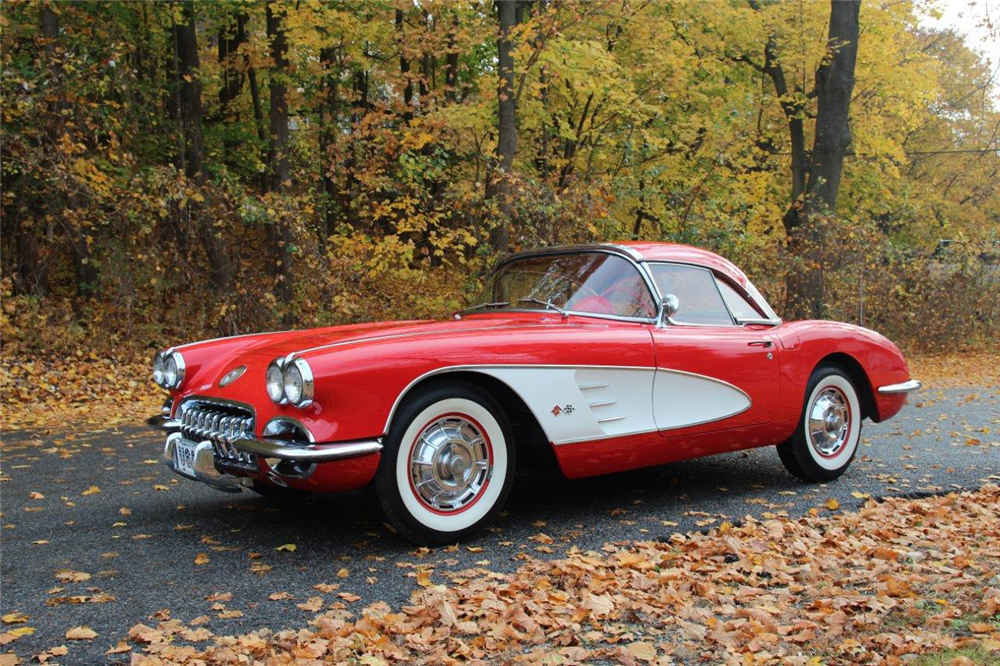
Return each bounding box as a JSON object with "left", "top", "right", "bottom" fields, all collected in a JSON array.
[{"left": 486, "top": 0, "right": 518, "bottom": 254}]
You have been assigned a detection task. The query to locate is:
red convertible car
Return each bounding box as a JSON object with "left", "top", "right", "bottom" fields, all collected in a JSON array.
[{"left": 149, "top": 242, "right": 920, "bottom": 544}]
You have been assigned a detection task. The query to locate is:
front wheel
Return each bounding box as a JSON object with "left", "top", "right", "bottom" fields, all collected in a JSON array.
[
  {"left": 777, "top": 365, "right": 862, "bottom": 483},
  {"left": 372, "top": 382, "right": 515, "bottom": 545}
]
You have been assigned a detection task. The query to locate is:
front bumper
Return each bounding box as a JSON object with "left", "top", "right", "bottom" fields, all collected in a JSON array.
[
  {"left": 150, "top": 411, "right": 382, "bottom": 491},
  {"left": 163, "top": 433, "right": 248, "bottom": 493}
]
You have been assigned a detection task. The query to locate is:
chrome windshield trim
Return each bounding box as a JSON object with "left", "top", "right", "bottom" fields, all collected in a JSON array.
[
  {"left": 458, "top": 308, "right": 657, "bottom": 324},
  {"left": 877, "top": 380, "right": 922, "bottom": 394},
  {"left": 484, "top": 247, "right": 660, "bottom": 324}
]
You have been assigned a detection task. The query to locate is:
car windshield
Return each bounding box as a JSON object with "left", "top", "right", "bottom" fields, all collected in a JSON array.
[{"left": 469, "top": 252, "right": 657, "bottom": 319}]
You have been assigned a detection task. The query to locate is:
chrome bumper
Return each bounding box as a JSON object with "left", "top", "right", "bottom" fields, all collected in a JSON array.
[
  {"left": 231, "top": 437, "right": 382, "bottom": 462},
  {"left": 163, "top": 433, "right": 247, "bottom": 493},
  {"left": 878, "top": 379, "right": 922, "bottom": 394},
  {"left": 149, "top": 414, "right": 382, "bottom": 463}
]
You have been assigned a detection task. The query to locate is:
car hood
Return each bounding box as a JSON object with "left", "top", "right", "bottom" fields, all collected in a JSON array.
[{"left": 173, "top": 314, "right": 572, "bottom": 400}]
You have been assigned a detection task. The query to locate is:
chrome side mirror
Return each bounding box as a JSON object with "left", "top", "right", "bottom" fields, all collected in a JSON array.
[{"left": 660, "top": 294, "right": 680, "bottom": 325}]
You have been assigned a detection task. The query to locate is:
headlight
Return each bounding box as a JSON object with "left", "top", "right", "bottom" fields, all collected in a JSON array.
[
  {"left": 163, "top": 351, "right": 186, "bottom": 389},
  {"left": 266, "top": 359, "right": 286, "bottom": 403},
  {"left": 153, "top": 353, "right": 166, "bottom": 387},
  {"left": 282, "top": 358, "right": 314, "bottom": 408}
]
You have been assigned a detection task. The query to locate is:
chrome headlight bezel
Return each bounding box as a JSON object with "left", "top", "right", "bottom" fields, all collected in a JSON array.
[
  {"left": 153, "top": 352, "right": 166, "bottom": 387},
  {"left": 282, "top": 357, "right": 314, "bottom": 408},
  {"left": 163, "top": 351, "right": 186, "bottom": 389},
  {"left": 266, "top": 358, "right": 287, "bottom": 404}
]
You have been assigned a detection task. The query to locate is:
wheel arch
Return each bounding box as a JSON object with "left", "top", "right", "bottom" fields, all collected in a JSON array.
[
  {"left": 814, "top": 352, "right": 879, "bottom": 421},
  {"left": 386, "top": 369, "right": 558, "bottom": 471}
]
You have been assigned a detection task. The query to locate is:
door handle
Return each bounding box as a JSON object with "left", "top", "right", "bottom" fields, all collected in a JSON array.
[{"left": 747, "top": 340, "right": 773, "bottom": 348}]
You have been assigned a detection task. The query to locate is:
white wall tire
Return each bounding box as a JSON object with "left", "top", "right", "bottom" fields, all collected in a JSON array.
[
  {"left": 777, "top": 366, "right": 862, "bottom": 482},
  {"left": 373, "top": 382, "right": 515, "bottom": 545}
]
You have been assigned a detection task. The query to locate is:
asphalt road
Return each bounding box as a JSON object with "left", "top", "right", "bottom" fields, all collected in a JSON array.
[{"left": 2, "top": 385, "right": 998, "bottom": 662}]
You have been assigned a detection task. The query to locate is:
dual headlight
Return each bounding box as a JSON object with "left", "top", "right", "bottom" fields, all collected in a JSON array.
[
  {"left": 266, "top": 357, "right": 314, "bottom": 408},
  {"left": 153, "top": 350, "right": 186, "bottom": 389}
]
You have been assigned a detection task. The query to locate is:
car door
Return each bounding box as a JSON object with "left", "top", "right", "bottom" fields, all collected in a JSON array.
[{"left": 645, "top": 263, "right": 779, "bottom": 435}]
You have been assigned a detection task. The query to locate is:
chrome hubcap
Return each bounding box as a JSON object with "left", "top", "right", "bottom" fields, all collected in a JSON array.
[
  {"left": 410, "top": 416, "right": 491, "bottom": 512},
  {"left": 808, "top": 387, "right": 850, "bottom": 457}
]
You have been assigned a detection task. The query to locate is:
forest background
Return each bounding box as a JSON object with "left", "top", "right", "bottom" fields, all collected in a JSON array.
[{"left": 1, "top": 0, "right": 998, "bottom": 422}]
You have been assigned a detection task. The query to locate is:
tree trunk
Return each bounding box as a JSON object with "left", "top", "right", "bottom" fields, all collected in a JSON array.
[
  {"left": 266, "top": 2, "right": 294, "bottom": 318},
  {"left": 785, "top": 0, "right": 861, "bottom": 320},
  {"left": 486, "top": 0, "right": 517, "bottom": 254},
  {"left": 42, "top": 2, "right": 94, "bottom": 299},
  {"left": 396, "top": 9, "right": 413, "bottom": 123},
  {"left": 177, "top": 1, "right": 230, "bottom": 292},
  {"left": 319, "top": 46, "right": 339, "bottom": 244},
  {"left": 175, "top": 4, "right": 203, "bottom": 180},
  {"left": 218, "top": 10, "right": 248, "bottom": 165},
  {"left": 445, "top": 11, "right": 459, "bottom": 103}
]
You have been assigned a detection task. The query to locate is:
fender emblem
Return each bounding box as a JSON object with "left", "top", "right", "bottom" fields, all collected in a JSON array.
[
  {"left": 551, "top": 404, "right": 574, "bottom": 416},
  {"left": 219, "top": 365, "right": 247, "bottom": 387}
]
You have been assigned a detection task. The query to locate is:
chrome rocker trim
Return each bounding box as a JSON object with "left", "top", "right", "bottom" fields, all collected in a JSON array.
[
  {"left": 231, "top": 438, "right": 382, "bottom": 462},
  {"left": 877, "top": 379, "right": 922, "bottom": 394}
]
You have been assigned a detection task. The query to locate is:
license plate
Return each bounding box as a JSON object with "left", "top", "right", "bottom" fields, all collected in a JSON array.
[{"left": 174, "top": 438, "right": 198, "bottom": 477}]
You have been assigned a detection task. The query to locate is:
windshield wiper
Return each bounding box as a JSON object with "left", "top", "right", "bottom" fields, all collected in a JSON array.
[
  {"left": 517, "top": 297, "right": 568, "bottom": 317},
  {"left": 461, "top": 301, "right": 510, "bottom": 313}
]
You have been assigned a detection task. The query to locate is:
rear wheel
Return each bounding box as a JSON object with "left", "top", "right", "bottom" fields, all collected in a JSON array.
[
  {"left": 373, "top": 382, "right": 515, "bottom": 545},
  {"left": 777, "top": 365, "right": 862, "bottom": 483}
]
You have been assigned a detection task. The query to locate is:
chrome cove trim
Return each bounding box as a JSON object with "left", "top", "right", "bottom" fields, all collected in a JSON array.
[
  {"left": 232, "top": 437, "right": 382, "bottom": 462},
  {"left": 877, "top": 379, "right": 922, "bottom": 394}
]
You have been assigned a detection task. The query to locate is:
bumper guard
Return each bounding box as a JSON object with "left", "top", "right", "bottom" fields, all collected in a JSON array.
[{"left": 877, "top": 379, "right": 922, "bottom": 394}]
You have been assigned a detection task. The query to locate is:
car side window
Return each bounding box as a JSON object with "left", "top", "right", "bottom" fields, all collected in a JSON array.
[
  {"left": 715, "top": 279, "right": 761, "bottom": 320},
  {"left": 648, "top": 264, "right": 734, "bottom": 326}
]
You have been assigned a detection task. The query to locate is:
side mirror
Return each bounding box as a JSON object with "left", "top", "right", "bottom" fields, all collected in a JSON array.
[{"left": 660, "top": 294, "right": 679, "bottom": 324}]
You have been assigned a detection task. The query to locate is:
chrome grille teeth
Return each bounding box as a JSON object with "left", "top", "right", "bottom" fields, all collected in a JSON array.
[{"left": 178, "top": 402, "right": 256, "bottom": 470}]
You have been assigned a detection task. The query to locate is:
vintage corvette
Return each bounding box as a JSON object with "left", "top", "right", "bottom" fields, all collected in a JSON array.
[{"left": 148, "top": 242, "right": 920, "bottom": 544}]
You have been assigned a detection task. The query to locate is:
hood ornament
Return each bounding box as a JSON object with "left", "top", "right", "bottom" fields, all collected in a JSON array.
[{"left": 219, "top": 365, "right": 247, "bottom": 387}]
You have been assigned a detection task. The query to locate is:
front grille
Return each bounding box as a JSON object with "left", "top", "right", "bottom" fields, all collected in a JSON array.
[{"left": 179, "top": 400, "right": 258, "bottom": 471}]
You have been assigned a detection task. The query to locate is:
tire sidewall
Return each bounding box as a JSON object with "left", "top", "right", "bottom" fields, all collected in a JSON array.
[
  {"left": 375, "top": 382, "right": 515, "bottom": 544},
  {"left": 794, "top": 368, "right": 862, "bottom": 480}
]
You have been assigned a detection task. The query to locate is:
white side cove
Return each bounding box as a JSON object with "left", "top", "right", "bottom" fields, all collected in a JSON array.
[
  {"left": 436, "top": 365, "right": 751, "bottom": 445},
  {"left": 650, "top": 369, "right": 751, "bottom": 432}
]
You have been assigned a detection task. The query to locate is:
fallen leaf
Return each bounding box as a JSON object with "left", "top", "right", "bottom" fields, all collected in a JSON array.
[
  {"left": 65, "top": 626, "right": 97, "bottom": 640},
  {"left": 626, "top": 641, "right": 657, "bottom": 662},
  {"left": 276, "top": 543, "right": 297, "bottom": 552}
]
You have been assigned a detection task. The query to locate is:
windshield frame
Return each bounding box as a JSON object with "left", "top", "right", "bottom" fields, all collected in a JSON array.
[{"left": 465, "top": 247, "right": 662, "bottom": 324}]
